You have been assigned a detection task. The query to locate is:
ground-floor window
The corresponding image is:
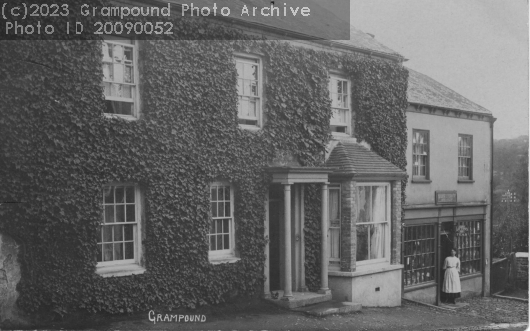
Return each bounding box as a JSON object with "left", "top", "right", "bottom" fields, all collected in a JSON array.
[
  {"left": 403, "top": 224, "right": 436, "bottom": 286},
  {"left": 356, "top": 183, "right": 390, "bottom": 265},
  {"left": 328, "top": 184, "right": 341, "bottom": 265},
  {"left": 209, "top": 182, "right": 235, "bottom": 261},
  {"left": 98, "top": 184, "right": 141, "bottom": 265},
  {"left": 456, "top": 220, "right": 482, "bottom": 275}
]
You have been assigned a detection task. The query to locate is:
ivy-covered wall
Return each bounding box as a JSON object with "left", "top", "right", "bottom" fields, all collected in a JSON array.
[{"left": 0, "top": 1, "right": 408, "bottom": 317}]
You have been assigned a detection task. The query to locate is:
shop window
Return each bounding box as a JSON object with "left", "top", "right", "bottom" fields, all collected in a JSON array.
[
  {"left": 412, "top": 130, "right": 429, "bottom": 180},
  {"left": 356, "top": 183, "right": 390, "bottom": 266},
  {"left": 403, "top": 224, "right": 436, "bottom": 286},
  {"left": 102, "top": 38, "right": 139, "bottom": 119},
  {"left": 328, "top": 184, "right": 341, "bottom": 266},
  {"left": 236, "top": 55, "right": 262, "bottom": 128},
  {"left": 456, "top": 220, "right": 482, "bottom": 275},
  {"left": 329, "top": 75, "right": 351, "bottom": 134}
]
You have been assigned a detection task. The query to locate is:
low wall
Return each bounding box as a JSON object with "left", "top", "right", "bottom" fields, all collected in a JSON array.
[
  {"left": 329, "top": 264, "right": 403, "bottom": 307},
  {"left": 515, "top": 252, "right": 528, "bottom": 289}
]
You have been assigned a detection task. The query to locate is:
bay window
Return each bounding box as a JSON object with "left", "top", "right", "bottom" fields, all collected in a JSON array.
[
  {"left": 328, "top": 184, "right": 341, "bottom": 267},
  {"left": 356, "top": 183, "right": 390, "bottom": 265}
]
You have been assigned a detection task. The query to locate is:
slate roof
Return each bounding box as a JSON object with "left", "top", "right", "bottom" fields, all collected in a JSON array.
[
  {"left": 326, "top": 143, "right": 405, "bottom": 178},
  {"left": 165, "top": 0, "right": 401, "bottom": 58},
  {"left": 407, "top": 69, "right": 492, "bottom": 115}
]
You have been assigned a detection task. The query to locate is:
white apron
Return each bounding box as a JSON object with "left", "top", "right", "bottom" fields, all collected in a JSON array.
[{"left": 442, "top": 256, "right": 461, "bottom": 293}]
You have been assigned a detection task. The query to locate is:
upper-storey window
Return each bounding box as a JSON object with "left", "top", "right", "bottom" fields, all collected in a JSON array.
[
  {"left": 412, "top": 130, "right": 430, "bottom": 180},
  {"left": 102, "top": 38, "right": 138, "bottom": 119},
  {"left": 236, "top": 56, "right": 261, "bottom": 128},
  {"left": 458, "top": 134, "right": 473, "bottom": 180},
  {"left": 329, "top": 75, "right": 351, "bottom": 134}
]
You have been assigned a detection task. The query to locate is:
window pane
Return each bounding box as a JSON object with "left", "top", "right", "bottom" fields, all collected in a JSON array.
[
  {"left": 223, "top": 234, "right": 230, "bottom": 249},
  {"left": 369, "top": 224, "right": 385, "bottom": 259},
  {"left": 216, "top": 234, "right": 223, "bottom": 250},
  {"left": 114, "top": 243, "right": 123, "bottom": 260},
  {"left": 211, "top": 202, "right": 218, "bottom": 217},
  {"left": 371, "top": 186, "right": 386, "bottom": 223},
  {"left": 104, "top": 186, "right": 114, "bottom": 203},
  {"left": 126, "top": 205, "right": 135, "bottom": 222},
  {"left": 211, "top": 186, "right": 217, "bottom": 201},
  {"left": 104, "top": 205, "right": 115, "bottom": 223},
  {"left": 113, "top": 224, "right": 123, "bottom": 241},
  {"left": 115, "top": 187, "right": 125, "bottom": 203},
  {"left": 218, "top": 201, "right": 224, "bottom": 217},
  {"left": 218, "top": 186, "right": 224, "bottom": 200},
  {"left": 225, "top": 202, "right": 231, "bottom": 217},
  {"left": 124, "top": 224, "right": 133, "bottom": 241},
  {"left": 329, "top": 228, "right": 340, "bottom": 259},
  {"left": 115, "top": 205, "right": 125, "bottom": 223},
  {"left": 357, "top": 186, "right": 371, "bottom": 223},
  {"left": 356, "top": 225, "right": 369, "bottom": 261},
  {"left": 125, "top": 242, "right": 134, "bottom": 259},
  {"left": 103, "top": 243, "right": 113, "bottom": 261},
  {"left": 210, "top": 235, "right": 216, "bottom": 250},
  {"left": 125, "top": 186, "right": 135, "bottom": 203},
  {"left": 102, "top": 226, "right": 112, "bottom": 243}
]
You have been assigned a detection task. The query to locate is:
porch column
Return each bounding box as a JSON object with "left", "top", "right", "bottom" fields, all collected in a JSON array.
[
  {"left": 299, "top": 184, "right": 308, "bottom": 292},
  {"left": 319, "top": 183, "right": 330, "bottom": 294},
  {"left": 283, "top": 184, "right": 293, "bottom": 299}
]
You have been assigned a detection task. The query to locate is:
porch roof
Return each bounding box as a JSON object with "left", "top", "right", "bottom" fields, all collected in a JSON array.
[
  {"left": 326, "top": 142, "right": 406, "bottom": 179},
  {"left": 267, "top": 166, "right": 335, "bottom": 184}
]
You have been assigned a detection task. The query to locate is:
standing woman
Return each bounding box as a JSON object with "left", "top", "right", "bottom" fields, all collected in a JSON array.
[{"left": 442, "top": 248, "right": 461, "bottom": 304}]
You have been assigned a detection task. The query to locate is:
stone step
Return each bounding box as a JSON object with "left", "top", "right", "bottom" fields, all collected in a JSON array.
[
  {"left": 266, "top": 291, "right": 332, "bottom": 309},
  {"left": 293, "top": 301, "right": 362, "bottom": 317}
]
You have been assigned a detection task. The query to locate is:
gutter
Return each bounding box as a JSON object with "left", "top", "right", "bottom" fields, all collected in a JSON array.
[{"left": 132, "top": 0, "right": 404, "bottom": 63}]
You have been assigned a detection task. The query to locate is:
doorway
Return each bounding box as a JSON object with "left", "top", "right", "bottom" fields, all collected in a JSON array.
[{"left": 440, "top": 222, "right": 454, "bottom": 303}]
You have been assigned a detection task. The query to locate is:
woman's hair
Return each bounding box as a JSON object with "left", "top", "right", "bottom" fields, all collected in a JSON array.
[{"left": 451, "top": 248, "right": 458, "bottom": 255}]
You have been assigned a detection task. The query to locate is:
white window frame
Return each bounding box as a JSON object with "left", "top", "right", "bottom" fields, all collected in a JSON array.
[
  {"left": 328, "top": 184, "right": 341, "bottom": 267},
  {"left": 102, "top": 38, "right": 140, "bottom": 120},
  {"left": 235, "top": 54, "right": 262, "bottom": 130},
  {"left": 458, "top": 134, "right": 473, "bottom": 180},
  {"left": 355, "top": 182, "right": 391, "bottom": 267},
  {"left": 329, "top": 74, "right": 351, "bottom": 135},
  {"left": 412, "top": 129, "right": 430, "bottom": 179},
  {"left": 97, "top": 183, "right": 145, "bottom": 277},
  {"left": 208, "top": 182, "right": 237, "bottom": 262}
]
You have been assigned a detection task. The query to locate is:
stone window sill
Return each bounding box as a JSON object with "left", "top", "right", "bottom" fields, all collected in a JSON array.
[
  {"left": 104, "top": 113, "right": 138, "bottom": 121},
  {"left": 458, "top": 179, "right": 475, "bottom": 183},
  {"left": 239, "top": 124, "right": 261, "bottom": 132},
  {"left": 412, "top": 178, "right": 432, "bottom": 184},
  {"left": 329, "top": 264, "right": 403, "bottom": 278},
  {"left": 209, "top": 256, "right": 241, "bottom": 265},
  {"left": 96, "top": 264, "right": 146, "bottom": 278}
]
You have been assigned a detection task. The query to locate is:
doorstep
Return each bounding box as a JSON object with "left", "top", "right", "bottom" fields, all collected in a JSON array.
[
  {"left": 266, "top": 291, "right": 332, "bottom": 309},
  {"left": 293, "top": 301, "right": 362, "bottom": 316}
]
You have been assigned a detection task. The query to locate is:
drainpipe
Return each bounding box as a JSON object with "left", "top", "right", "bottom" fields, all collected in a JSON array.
[{"left": 487, "top": 116, "right": 497, "bottom": 297}]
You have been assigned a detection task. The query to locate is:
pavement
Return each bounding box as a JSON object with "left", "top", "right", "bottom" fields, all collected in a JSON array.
[{"left": 34, "top": 296, "right": 528, "bottom": 331}]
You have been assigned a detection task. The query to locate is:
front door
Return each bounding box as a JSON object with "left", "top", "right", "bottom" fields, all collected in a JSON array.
[{"left": 268, "top": 186, "right": 283, "bottom": 291}]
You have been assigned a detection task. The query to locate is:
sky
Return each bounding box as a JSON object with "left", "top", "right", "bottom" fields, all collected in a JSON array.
[{"left": 348, "top": 0, "right": 529, "bottom": 140}]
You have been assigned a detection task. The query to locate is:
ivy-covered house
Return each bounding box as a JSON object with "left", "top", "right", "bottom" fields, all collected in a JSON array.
[
  {"left": 0, "top": 0, "right": 410, "bottom": 324},
  {"left": 402, "top": 69, "right": 495, "bottom": 305}
]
